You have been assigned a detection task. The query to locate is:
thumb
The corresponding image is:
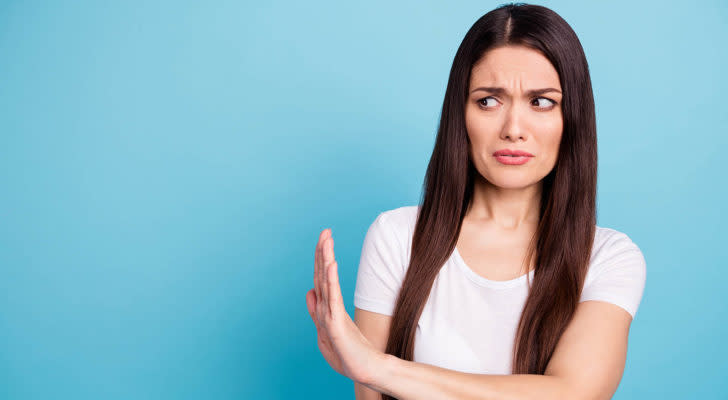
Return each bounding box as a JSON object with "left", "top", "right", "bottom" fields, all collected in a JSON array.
[{"left": 306, "top": 288, "right": 317, "bottom": 322}]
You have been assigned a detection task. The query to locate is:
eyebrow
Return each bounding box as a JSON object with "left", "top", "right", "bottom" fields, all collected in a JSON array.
[{"left": 470, "top": 86, "right": 562, "bottom": 96}]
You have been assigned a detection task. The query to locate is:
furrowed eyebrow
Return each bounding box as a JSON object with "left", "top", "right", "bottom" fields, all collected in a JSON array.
[{"left": 470, "top": 86, "right": 562, "bottom": 97}]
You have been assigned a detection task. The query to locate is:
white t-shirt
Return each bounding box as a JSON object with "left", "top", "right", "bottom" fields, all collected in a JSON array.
[{"left": 353, "top": 205, "right": 647, "bottom": 375}]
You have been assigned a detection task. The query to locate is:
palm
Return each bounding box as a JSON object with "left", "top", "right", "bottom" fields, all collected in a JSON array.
[
  {"left": 306, "top": 288, "right": 345, "bottom": 374},
  {"left": 306, "top": 228, "right": 382, "bottom": 385}
]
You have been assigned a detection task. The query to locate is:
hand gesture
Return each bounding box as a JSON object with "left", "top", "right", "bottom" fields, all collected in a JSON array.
[{"left": 305, "top": 228, "right": 384, "bottom": 385}]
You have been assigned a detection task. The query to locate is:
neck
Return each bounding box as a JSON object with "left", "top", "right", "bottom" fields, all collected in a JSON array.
[{"left": 465, "top": 175, "right": 542, "bottom": 231}]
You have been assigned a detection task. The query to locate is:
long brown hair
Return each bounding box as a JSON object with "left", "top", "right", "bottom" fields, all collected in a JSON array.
[{"left": 382, "top": 3, "right": 597, "bottom": 397}]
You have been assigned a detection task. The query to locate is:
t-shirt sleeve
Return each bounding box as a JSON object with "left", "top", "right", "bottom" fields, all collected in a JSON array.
[
  {"left": 353, "top": 212, "right": 406, "bottom": 316},
  {"left": 579, "top": 233, "right": 647, "bottom": 319}
]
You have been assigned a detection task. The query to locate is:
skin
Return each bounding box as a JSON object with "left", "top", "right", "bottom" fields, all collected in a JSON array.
[
  {"left": 465, "top": 44, "right": 563, "bottom": 227},
  {"left": 305, "top": 229, "right": 382, "bottom": 385},
  {"left": 458, "top": 45, "right": 564, "bottom": 280},
  {"left": 306, "top": 45, "right": 566, "bottom": 389}
]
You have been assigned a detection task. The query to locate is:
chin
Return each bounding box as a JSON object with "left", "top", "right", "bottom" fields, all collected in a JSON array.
[
  {"left": 484, "top": 171, "right": 540, "bottom": 190},
  {"left": 492, "top": 181, "right": 536, "bottom": 190}
]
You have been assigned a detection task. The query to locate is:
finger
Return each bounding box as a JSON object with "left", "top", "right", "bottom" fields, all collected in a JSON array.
[
  {"left": 322, "top": 236, "right": 336, "bottom": 309},
  {"left": 327, "top": 259, "right": 344, "bottom": 314},
  {"left": 319, "top": 230, "right": 331, "bottom": 301},
  {"left": 321, "top": 235, "right": 332, "bottom": 308},
  {"left": 316, "top": 233, "right": 329, "bottom": 320},
  {"left": 307, "top": 290, "right": 331, "bottom": 343},
  {"left": 315, "top": 229, "right": 327, "bottom": 301}
]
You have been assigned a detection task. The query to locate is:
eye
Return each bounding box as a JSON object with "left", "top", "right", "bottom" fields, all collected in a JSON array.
[
  {"left": 532, "top": 97, "right": 557, "bottom": 109},
  {"left": 477, "top": 96, "right": 499, "bottom": 108}
]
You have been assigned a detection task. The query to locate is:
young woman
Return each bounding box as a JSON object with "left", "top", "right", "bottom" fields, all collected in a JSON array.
[{"left": 306, "top": 3, "right": 646, "bottom": 399}]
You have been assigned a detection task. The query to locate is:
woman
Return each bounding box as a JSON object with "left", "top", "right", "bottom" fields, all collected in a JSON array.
[{"left": 306, "top": 3, "right": 646, "bottom": 399}]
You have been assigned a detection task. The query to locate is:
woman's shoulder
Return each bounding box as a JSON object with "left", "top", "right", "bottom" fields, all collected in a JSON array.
[
  {"left": 370, "top": 209, "right": 645, "bottom": 274},
  {"left": 582, "top": 225, "right": 647, "bottom": 317},
  {"left": 592, "top": 225, "right": 643, "bottom": 259},
  {"left": 588, "top": 225, "right": 646, "bottom": 279},
  {"left": 367, "top": 205, "right": 420, "bottom": 263},
  {"left": 378, "top": 204, "right": 420, "bottom": 229}
]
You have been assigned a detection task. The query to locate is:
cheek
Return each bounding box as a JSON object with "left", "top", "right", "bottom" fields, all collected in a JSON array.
[
  {"left": 542, "top": 128, "right": 563, "bottom": 165},
  {"left": 538, "top": 115, "right": 563, "bottom": 148},
  {"left": 465, "top": 107, "right": 496, "bottom": 145}
]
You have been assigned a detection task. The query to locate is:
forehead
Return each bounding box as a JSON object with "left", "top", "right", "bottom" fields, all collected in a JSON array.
[{"left": 470, "top": 46, "right": 561, "bottom": 89}]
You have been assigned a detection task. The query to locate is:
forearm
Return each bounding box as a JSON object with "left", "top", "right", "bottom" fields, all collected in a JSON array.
[{"left": 362, "top": 353, "right": 574, "bottom": 400}]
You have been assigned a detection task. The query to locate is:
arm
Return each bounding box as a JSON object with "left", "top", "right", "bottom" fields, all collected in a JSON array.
[
  {"left": 354, "top": 308, "right": 393, "bottom": 400},
  {"left": 361, "top": 300, "right": 633, "bottom": 400}
]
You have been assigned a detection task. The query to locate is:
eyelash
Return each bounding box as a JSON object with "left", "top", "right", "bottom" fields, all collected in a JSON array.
[{"left": 476, "top": 96, "right": 558, "bottom": 110}]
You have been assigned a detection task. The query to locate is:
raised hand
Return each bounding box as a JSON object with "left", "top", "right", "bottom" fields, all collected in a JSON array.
[{"left": 305, "top": 228, "right": 384, "bottom": 385}]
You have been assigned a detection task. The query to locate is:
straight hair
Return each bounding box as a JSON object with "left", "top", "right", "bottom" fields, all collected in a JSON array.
[{"left": 381, "top": 4, "right": 597, "bottom": 398}]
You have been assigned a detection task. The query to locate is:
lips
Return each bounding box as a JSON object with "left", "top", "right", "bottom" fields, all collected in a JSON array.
[{"left": 493, "top": 149, "right": 534, "bottom": 157}]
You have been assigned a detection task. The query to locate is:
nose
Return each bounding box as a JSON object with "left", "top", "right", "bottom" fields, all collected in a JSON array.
[{"left": 500, "top": 103, "right": 527, "bottom": 142}]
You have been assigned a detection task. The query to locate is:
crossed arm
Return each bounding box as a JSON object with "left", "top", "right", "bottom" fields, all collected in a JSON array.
[
  {"left": 308, "top": 229, "right": 634, "bottom": 400},
  {"left": 358, "top": 300, "right": 633, "bottom": 400}
]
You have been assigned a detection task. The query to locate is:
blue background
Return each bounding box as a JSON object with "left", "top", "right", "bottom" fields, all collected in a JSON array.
[{"left": 1, "top": 0, "right": 726, "bottom": 398}]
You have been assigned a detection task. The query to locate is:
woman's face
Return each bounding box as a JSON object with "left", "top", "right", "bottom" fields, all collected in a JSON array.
[{"left": 465, "top": 45, "right": 563, "bottom": 190}]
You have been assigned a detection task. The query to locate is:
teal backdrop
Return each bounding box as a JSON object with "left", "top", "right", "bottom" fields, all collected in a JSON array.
[{"left": 1, "top": 0, "right": 726, "bottom": 398}]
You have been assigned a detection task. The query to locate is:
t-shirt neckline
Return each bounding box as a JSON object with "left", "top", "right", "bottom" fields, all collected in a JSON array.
[{"left": 452, "top": 246, "right": 535, "bottom": 289}]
